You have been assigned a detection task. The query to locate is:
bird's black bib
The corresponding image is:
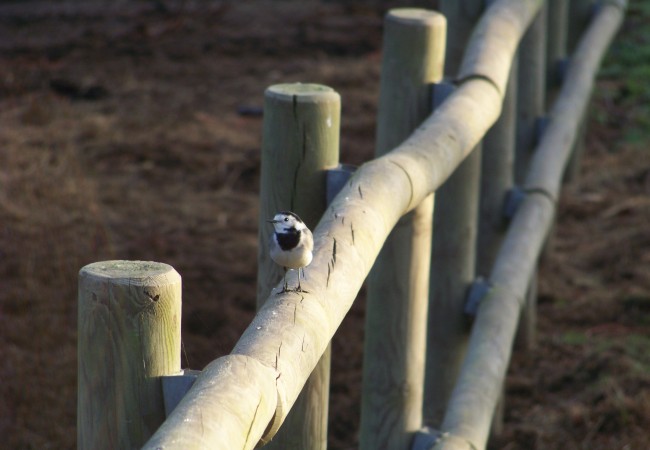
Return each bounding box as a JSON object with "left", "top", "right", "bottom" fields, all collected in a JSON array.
[{"left": 276, "top": 229, "right": 301, "bottom": 251}]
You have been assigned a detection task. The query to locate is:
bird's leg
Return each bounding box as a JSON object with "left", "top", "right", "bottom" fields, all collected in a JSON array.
[
  {"left": 279, "top": 267, "right": 288, "bottom": 293},
  {"left": 295, "top": 267, "right": 308, "bottom": 293},
  {"left": 278, "top": 268, "right": 308, "bottom": 294}
]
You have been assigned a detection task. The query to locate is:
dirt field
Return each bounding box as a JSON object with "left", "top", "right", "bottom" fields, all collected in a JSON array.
[{"left": 1, "top": 1, "right": 649, "bottom": 449}]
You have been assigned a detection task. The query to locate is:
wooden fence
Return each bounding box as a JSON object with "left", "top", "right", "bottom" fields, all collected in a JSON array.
[{"left": 77, "top": 0, "right": 626, "bottom": 449}]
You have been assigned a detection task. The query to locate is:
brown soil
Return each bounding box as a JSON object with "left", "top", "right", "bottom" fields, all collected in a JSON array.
[{"left": 1, "top": 2, "right": 648, "bottom": 449}]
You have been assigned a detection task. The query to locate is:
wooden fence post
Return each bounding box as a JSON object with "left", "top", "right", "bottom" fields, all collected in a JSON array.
[
  {"left": 515, "top": 2, "right": 547, "bottom": 184},
  {"left": 477, "top": 60, "right": 518, "bottom": 284},
  {"left": 476, "top": 52, "right": 518, "bottom": 438},
  {"left": 360, "top": 9, "right": 445, "bottom": 450},
  {"left": 565, "top": 0, "right": 595, "bottom": 184},
  {"left": 568, "top": 0, "right": 596, "bottom": 53},
  {"left": 257, "top": 83, "right": 340, "bottom": 449},
  {"left": 424, "top": 0, "right": 484, "bottom": 427},
  {"left": 77, "top": 260, "right": 181, "bottom": 450},
  {"left": 546, "top": 0, "right": 569, "bottom": 106},
  {"left": 513, "top": 3, "right": 548, "bottom": 351}
]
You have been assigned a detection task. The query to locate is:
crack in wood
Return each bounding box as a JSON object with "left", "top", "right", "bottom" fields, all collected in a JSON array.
[
  {"left": 244, "top": 398, "right": 262, "bottom": 448},
  {"left": 143, "top": 290, "right": 160, "bottom": 302}
]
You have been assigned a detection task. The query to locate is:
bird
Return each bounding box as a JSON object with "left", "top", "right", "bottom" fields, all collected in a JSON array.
[{"left": 267, "top": 211, "right": 314, "bottom": 293}]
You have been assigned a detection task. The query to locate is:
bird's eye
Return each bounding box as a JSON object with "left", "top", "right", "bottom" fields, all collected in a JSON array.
[{"left": 284, "top": 217, "right": 289, "bottom": 222}]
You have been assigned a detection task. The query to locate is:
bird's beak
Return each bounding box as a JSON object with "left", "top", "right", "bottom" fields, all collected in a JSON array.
[{"left": 267, "top": 219, "right": 278, "bottom": 224}]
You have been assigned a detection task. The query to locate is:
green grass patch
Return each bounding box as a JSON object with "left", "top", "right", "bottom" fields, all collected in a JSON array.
[
  {"left": 623, "top": 334, "right": 650, "bottom": 373},
  {"left": 560, "top": 330, "right": 589, "bottom": 345},
  {"left": 595, "top": 0, "right": 650, "bottom": 147}
]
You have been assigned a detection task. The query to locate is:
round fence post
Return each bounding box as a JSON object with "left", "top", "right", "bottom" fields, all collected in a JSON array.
[
  {"left": 424, "top": 0, "right": 485, "bottom": 428},
  {"left": 546, "top": 0, "right": 569, "bottom": 106},
  {"left": 77, "top": 260, "right": 181, "bottom": 450},
  {"left": 360, "top": 9, "right": 445, "bottom": 450},
  {"left": 513, "top": 3, "right": 548, "bottom": 352},
  {"left": 565, "top": 0, "right": 595, "bottom": 184},
  {"left": 257, "top": 83, "right": 340, "bottom": 449},
  {"left": 477, "top": 60, "right": 518, "bottom": 284},
  {"left": 568, "top": 0, "right": 596, "bottom": 54},
  {"left": 515, "top": 2, "right": 548, "bottom": 184},
  {"left": 476, "top": 52, "right": 518, "bottom": 439}
]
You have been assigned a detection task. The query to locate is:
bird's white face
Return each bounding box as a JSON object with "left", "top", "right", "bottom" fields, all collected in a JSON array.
[{"left": 269, "top": 212, "right": 305, "bottom": 233}]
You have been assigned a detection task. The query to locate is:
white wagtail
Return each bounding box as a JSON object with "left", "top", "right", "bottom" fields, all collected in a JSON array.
[{"left": 268, "top": 211, "right": 313, "bottom": 293}]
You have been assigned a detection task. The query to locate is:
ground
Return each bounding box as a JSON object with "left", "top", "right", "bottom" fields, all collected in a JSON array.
[{"left": 1, "top": 1, "right": 649, "bottom": 449}]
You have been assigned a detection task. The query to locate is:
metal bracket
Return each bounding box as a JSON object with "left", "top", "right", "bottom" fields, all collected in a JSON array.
[
  {"left": 534, "top": 115, "right": 550, "bottom": 147},
  {"left": 464, "top": 277, "right": 491, "bottom": 317},
  {"left": 503, "top": 185, "right": 527, "bottom": 221},
  {"left": 431, "top": 79, "right": 456, "bottom": 110},
  {"left": 412, "top": 427, "right": 445, "bottom": 450},
  {"left": 326, "top": 163, "right": 357, "bottom": 206},
  {"left": 412, "top": 428, "right": 478, "bottom": 450},
  {"left": 556, "top": 57, "right": 570, "bottom": 86},
  {"left": 162, "top": 369, "right": 201, "bottom": 417}
]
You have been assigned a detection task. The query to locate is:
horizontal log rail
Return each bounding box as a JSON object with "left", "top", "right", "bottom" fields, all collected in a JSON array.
[{"left": 142, "top": 1, "right": 543, "bottom": 448}]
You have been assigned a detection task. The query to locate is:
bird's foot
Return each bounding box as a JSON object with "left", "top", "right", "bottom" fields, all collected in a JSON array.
[
  {"left": 294, "top": 281, "right": 309, "bottom": 293},
  {"left": 276, "top": 285, "right": 309, "bottom": 294}
]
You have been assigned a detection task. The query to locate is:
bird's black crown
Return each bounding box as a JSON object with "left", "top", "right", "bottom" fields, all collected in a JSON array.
[{"left": 279, "top": 211, "right": 304, "bottom": 223}]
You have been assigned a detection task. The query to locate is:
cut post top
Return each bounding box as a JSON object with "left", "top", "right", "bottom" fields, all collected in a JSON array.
[
  {"left": 265, "top": 83, "right": 340, "bottom": 104},
  {"left": 80, "top": 260, "right": 180, "bottom": 285},
  {"left": 387, "top": 8, "right": 446, "bottom": 27}
]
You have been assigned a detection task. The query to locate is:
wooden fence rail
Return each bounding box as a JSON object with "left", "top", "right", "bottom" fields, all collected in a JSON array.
[
  {"left": 77, "top": 0, "right": 626, "bottom": 449},
  {"left": 420, "top": 3, "right": 626, "bottom": 449}
]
